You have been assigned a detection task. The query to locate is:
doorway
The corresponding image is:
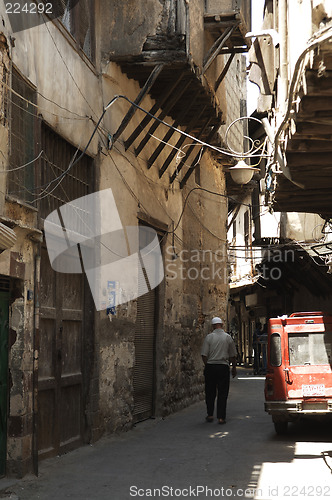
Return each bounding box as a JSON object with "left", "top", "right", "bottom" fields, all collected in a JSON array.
[{"left": 0, "top": 284, "right": 9, "bottom": 477}]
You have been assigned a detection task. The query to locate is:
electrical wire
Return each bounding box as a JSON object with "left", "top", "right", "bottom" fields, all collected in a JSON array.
[
  {"left": 187, "top": 201, "right": 226, "bottom": 242},
  {"left": 7, "top": 92, "right": 271, "bottom": 203},
  {"left": 0, "top": 150, "right": 44, "bottom": 172},
  {"left": 131, "top": 115, "right": 206, "bottom": 172},
  {"left": 2, "top": 81, "right": 89, "bottom": 121},
  {"left": 106, "top": 95, "right": 272, "bottom": 159}
]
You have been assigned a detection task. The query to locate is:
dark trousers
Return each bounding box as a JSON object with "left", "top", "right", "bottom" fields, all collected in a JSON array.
[{"left": 204, "top": 363, "right": 230, "bottom": 420}]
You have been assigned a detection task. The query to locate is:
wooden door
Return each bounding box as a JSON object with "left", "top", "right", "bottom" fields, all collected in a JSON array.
[
  {"left": 0, "top": 290, "right": 9, "bottom": 477},
  {"left": 38, "top": 247, "right": 84, "bottom": 459}
]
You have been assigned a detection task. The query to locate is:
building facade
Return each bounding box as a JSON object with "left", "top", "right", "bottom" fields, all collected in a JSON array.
[
  {"left": 0, "top": 1, "right": 250, "bottom": 476},
  {"left": 225, "top": 0, "right": 332, "bottom": 368}
]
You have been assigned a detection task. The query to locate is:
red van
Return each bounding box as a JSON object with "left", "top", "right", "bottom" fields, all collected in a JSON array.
[{"left": 265, "top": 312, "right": 332, "bottom": 434}]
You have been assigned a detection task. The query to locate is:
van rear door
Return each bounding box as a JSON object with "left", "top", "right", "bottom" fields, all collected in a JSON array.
[{"left": 285, "top": 319, "right": 332, "bottom": 402}]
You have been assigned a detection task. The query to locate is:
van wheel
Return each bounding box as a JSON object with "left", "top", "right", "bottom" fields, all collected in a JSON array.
[{"left": 273, "top": 420, "right": 288, "bottom": 435}]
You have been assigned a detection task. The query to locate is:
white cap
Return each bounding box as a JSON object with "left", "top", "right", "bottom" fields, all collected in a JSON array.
[{"left": 211, "top": 317, "right": 223, "bottom": 325}]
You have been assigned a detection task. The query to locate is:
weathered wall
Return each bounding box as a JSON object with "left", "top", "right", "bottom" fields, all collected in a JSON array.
[
  {"left": 4, "top": 19, "right": 101, "bottom": 158},
  {"left": 0, "top": 0, "right": 244, "bottom": 475},
  {"left": 0, "top": 226, "right": 36, "bottom": 476},
  {"left": 95, "top": 58, "right": 229, "bottom": 429},
  {"left": 0, "top": 12, "right": 102, "bottom": 475}
]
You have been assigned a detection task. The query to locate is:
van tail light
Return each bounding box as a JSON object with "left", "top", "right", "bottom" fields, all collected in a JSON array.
[{"left": 265, "top": 377, "right": 274, "bottom": 397}]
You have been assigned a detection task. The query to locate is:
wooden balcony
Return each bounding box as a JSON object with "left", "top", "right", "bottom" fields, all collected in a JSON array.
[
  {"left": 102, "top": 1, "right": 251, "bottom": 186},
  {"left": 273, "top": 43, "right": 332, "bottom": 218},
  {"left": 204, "top": 0, "right": 251, "bottom": 55}
]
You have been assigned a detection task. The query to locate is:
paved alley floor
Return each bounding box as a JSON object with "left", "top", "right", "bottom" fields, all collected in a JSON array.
[{"left": 1, "top": 368, "right": 332, "bottom": 500}]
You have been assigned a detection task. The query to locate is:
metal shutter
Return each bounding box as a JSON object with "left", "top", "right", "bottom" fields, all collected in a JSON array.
[{"left": 133, "top": 286, "right": 156, "bottom": 422}]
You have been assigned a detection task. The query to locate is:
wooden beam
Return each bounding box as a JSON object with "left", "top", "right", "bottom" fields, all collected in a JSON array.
[
  {"left": 180, "top": 124, "right": 220, "bottom": 189},
  {"left": 296, "top": 116, "right": 332, "bottom": 126},
  {"left": 203, "top": 24, "right": 238, "bottom": 74},
  {"left": 294, "top": 122, "right": 332, "bottom": 136},
  {"left": 299, "top": 96, "right": 332, "bottom": 112},
  {"left": 112, "top": 50, "right": 187, "bottom": 65},
  {"left": 134, "top": 80, "right": 191, "bottom": 156},
  {"left": 146, "top": 90, "right": 202, "bottom": 169},
  {"left": 219, "top": 47, "right": 248, "bottom": 54},
  {"left": 169, "top": 117, "right": 212, "bottom": 184},
  {"left": 227, "top": 203, "right": 242, "bottom": 231},
  {"left": 158, "top": 105, "right": 207, "bottom": 177},
  {"left": 287, "top": 139, "right": 332, "bottom": 152},
  {"left": 204, "top": 17, "right": 239, "bottom": 30},
  {"left": 304, "top": 71, "right": 332, "bottom": 96},
  {"left": 124, "top": 72, "right": 185, "bottom": 150},
  {"left": 287, "top": 152, "right": 332, "bottom": 166},
  {"left": 112, "top": 64, "right": 164, "bottom": 143}
]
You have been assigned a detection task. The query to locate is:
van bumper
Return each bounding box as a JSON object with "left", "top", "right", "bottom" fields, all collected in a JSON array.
[{"left": 265, "top": 400, "right": 332, "bottom": 415}]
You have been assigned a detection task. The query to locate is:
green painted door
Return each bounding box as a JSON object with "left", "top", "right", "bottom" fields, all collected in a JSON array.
[{"left": 0, "top": 292, "right": 9, "bottom": 477}]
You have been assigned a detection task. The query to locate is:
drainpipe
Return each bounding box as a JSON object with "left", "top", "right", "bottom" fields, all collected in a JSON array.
[
  {"left": 32, "top": 251, "right": 40, "bottom": 476},
  {"left": 278, "top": 0, "right": 288, "bottom": 115}
]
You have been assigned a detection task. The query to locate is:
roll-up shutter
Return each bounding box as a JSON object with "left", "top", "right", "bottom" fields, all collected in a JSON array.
[
  {"left": 133, "top": 286, "right": 156, "bottom": 422},
  {"left": 133, "top": 222, "right": 159, "bottom": 422}
]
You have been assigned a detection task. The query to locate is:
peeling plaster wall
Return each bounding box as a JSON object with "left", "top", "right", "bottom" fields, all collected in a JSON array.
[
  {"left": 0, "top": 14, "right": 102, "bottom": 475},
  {"left": 0, "top": 0, "right": 241, "bottom": 475},
  {"left": 0, "top": 234, "right": 36, "bottom": 476},
  {"left": 0, "top": 25, "right": 39, "bottom": 475},
  {"left": 97, "top": 56, "right": 229, "bottom": 425}
]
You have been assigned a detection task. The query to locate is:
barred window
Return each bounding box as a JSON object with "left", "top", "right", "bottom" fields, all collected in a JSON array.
[
  {"left": 56, "top": 0, "right": 95, "bottom": 61},
  {"left": 0, "top": 59, "right": 9, "bottom": 126},
  {"left": 39, "top": 123, "right": 93, "bottom": 219},
  {"left": 8, "top": 69, "right": 37, "bottom": 204}
]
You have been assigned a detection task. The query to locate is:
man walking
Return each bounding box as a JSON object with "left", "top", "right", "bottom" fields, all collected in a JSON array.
[{"left": 201, "top": 317, "right": 237, "bottom": 424}]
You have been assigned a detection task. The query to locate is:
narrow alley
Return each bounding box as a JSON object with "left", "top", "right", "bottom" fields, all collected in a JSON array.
[
  {"left": 1, "top": 369, "right": 331, "bottom": 500},
  {"left": 1, "top": 2, "right": 332, "bottom": 498}
]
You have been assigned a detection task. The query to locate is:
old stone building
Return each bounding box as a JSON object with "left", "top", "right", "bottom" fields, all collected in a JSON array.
[
  {"left": 226, "top": 0, "right": 332, "bottom": 369},
  {"left": 0, "top": 1, "right": 250, "bottom": 477}
]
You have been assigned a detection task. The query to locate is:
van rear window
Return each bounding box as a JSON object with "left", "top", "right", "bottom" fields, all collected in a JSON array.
[{"left": 288, "top": 332, "right": 332, "bottom": 366}]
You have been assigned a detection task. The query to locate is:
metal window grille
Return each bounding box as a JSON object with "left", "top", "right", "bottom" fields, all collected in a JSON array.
[
  {"left": 57, "top": 0, "right": 95, "bottom": 60},
  {"left": 0, "top": 62, "right": 9, "bottom": 126},
  {"left": 39, "top": 123, "right": 92, "bottom": 219}
]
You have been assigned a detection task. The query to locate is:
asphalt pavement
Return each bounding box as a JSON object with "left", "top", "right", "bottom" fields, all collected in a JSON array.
[{"left": 1, "top": 368, "right": 332, "bottom": 500}]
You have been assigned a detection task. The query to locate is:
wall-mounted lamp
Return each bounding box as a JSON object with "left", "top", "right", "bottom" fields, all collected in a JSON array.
[{"left": 228, "top": 160, "right": 260, "bottom": 185}]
